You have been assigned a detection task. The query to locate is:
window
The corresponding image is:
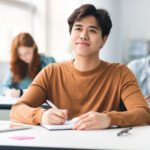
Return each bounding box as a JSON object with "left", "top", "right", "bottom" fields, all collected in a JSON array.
[{"left": 0, "top": 0, "right": 36, "bottom": 61}]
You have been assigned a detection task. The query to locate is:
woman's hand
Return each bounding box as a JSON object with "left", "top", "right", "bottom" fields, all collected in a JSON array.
[
  {"left": 41, "top": 108, "right": 68, "bottom": 125},
  {"left": 72, "top": 111, "right": 111, "bottom": 130},
  {"left": 5, "top": 88, "right": 20, "bottom": 97}
]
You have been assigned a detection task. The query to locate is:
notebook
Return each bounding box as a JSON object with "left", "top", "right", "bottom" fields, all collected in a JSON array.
[
  {"left": 0, "top": 122, "right": 32, "bottom": 132},
  {"left": 41, "top": 121, "right": 73, "bottom": 130}
]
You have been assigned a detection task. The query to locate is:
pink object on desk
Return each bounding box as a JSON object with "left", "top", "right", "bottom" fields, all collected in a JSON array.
[{"left": 9, "top": 136, "right": 35, "bottom": 140}]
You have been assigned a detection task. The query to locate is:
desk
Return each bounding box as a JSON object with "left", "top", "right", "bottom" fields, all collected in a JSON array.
[
  {"left": 0, "top": 96, "right": 48, "bottom": 120},
  {"left": 0, "top": 121, "right": 149, "bottom": 150},
  {"left": 0, "top": 96, "right": 48, "bottom": 109},
  {"left": 0, "top": 96, "right": 18, "bottom": 109}
]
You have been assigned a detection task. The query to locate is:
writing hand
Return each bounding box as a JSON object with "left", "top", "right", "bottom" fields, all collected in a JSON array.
[{"left": 41, "top": 108, "right": 68, "bottom": 125}]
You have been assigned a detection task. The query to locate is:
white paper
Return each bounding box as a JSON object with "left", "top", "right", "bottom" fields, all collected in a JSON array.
[{"left": 41, "top": 121, "right": 73, "bottom": 130}]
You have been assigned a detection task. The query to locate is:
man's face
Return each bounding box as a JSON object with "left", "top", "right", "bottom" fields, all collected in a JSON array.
[{"left": 70, "top": 16, "right": 107, "bottom": 58}]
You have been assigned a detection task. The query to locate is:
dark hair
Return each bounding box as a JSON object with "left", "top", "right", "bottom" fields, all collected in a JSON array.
[
  {"left": 10, "top": 32, "right": 40, "bottom": 82},
  {"left": 67, "top": 4, "right": 112, "bottom": 37}
]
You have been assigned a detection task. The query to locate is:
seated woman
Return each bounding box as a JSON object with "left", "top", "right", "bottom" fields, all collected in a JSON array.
[{"left": 0, "top": 32, "right": 55, "bottom": 97}]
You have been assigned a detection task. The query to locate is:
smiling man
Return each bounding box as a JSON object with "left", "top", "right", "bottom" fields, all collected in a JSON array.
[{"left": 10, "top": 4, "right": 150, "bottom": 130}]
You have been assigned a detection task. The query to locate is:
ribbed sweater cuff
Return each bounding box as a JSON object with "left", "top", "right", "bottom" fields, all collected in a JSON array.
[
  {"left": 105, "top": 111, "right": 119, "bottom": 126},
  {"left": 34, "top": 108, "right": 46, "bottom": 124}
]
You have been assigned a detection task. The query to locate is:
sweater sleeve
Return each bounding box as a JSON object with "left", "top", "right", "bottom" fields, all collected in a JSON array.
[
  {"left": 10, "top": 66, "right": 52, "bottom": 125},
  {"left": 106, "top": 65, "right": 150, "bottom": 127}
]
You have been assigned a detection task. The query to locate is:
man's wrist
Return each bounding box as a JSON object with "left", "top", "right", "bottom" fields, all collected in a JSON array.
[{"left": 106, "top": 113, "right": 111, "bottom": 128}]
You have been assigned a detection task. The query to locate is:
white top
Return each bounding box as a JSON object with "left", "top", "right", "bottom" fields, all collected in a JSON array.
[{"left": 0, "top": 121, "right": 150, "bottom": 149}]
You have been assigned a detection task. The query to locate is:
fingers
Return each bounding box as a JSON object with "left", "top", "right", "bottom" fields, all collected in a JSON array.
[
  {"left": 72, "top": 111, "right": 111, "bottom": 130},
  {"left": 41, "top": 108, "right": 68, "bottom": 125},
  {"left": 73, "top": 112, "right": 93, "bottom": 130},
  {"left": 73, "top": 117, "right": 93, "bottom": 130},
  {"left": 54, "top": 109, "right": 67, "bottom": 119},
  {"left": 53, "top": 109, "right": 68, "bottom": 123}
]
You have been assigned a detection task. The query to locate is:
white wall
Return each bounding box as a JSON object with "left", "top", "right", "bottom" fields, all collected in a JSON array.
[
  {"left": 2, "top": 0, "right": 149, "bottom": 63},
  {"left": 119, "top": 0, "right": 150, "bottom": 63},
  {"left": 84, "top": 0, "right": 121, "bottom": 62},
  {"left": 21, "top": 0, "right": 48, "bottom": 54},
  {"left": 48, "top": 0, "right": 121, "bottom": 62}
]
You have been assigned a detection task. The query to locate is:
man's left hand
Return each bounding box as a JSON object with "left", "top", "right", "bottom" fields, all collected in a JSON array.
[{"left": 72, "top": 111, "right": 111, "bottom": 130}]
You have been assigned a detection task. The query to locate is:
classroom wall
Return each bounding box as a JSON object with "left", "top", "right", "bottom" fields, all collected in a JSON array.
[
  {"left": 47, "top": 0, "right": 121, "bottom": 62},
  {"left": 11, "top": 0, "right": 48, "bottom": 54},
  {"left": 1, "top": 0, "right": 149, "bottom": 63},
  {"left": 119, "top": 0, "right": 150, "bottom": 63}
]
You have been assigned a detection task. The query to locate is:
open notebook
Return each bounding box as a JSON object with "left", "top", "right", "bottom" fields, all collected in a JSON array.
[
  {"left": 41, "top": 121, "right": 73, "bottom": 130},
  {"left": 0, "top": 122, "right": 32, "bottom": 132}
]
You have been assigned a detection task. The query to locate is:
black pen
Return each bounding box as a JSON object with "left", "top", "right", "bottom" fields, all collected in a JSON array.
[
  {"left": 46, "top": 100, "right": 70, "bottom": 123},
  {"left": 117, "top": 127, "right": 132, "bottom": 136}
]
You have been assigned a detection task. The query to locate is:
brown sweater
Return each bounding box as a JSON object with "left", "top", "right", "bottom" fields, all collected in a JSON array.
[{"left": 10, "top": 60, "right": 150, "bottom": 127}]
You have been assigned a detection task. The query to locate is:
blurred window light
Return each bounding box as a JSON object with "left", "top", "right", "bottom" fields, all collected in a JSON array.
[{"left": 0, "top": 0, "right": 36, "bottom": 61}]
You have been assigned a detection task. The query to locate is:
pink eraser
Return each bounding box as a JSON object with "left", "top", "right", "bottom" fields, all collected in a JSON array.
[{"left": 9, "top": 136, "right": 35, "bottom": 140}]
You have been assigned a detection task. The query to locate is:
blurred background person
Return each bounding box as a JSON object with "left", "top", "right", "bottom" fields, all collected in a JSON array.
[
  {"left": 128, "top": 55, "right": 150, "bottom": 105},
  {"left": 0, "top": 32, "right": 55, "bottom": 97}
]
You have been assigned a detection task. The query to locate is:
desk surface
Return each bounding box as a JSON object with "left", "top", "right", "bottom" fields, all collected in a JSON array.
[
  {"left": 0, "top": 96, "right": 18, "bottom": 109},
  {"left": 0, "top": 96, "right": 47, "bottom": 109},
  {"left": 0, "top": 121, "right": 149, "bottom": 150}
]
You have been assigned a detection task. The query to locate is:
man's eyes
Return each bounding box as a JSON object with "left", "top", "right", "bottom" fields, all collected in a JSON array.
[
  {"left": 74, "top": 28, "right": 97, "bottom": 33},
  {"left": 74, "top": 27, "right": 82, "bottom": 31},
  {"left": 89, "top": 29, "right": 97, "bottom": 33}
]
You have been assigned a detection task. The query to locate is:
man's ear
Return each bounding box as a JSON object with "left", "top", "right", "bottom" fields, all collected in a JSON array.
[
  {"left": 101, "top": 36, "right": 108, "bottom": 48},
  {"left": 103, "top": 35, "right": 108, "bottom": 43}
]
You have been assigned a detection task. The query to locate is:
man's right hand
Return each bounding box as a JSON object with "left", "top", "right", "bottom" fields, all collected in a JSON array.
[{"left": 41, "top": 108, "right": 68, "bottom": 125}]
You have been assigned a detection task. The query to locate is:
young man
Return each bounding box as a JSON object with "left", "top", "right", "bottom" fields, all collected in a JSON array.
[{"left": 10, "top": 4, "right": 150, "bottom": 130}]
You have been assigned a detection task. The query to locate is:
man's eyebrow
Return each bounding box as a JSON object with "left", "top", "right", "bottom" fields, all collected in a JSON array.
[
  {"left": 74, "top": 24, "right": 99, "bottom": 30},
  {"left": 89, "top": 25, "right": 99, "bottom": 30}
]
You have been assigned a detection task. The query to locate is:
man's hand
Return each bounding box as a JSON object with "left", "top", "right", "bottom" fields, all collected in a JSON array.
[
  {"left": 72, "top": 111, "right": 111, "bottom": 130},
  {"left": 41, "top": 108, "right": 68, "bottom": 125}
]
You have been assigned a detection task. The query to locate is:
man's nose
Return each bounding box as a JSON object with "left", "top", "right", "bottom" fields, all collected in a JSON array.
[{"left": 80, "top": 31, "right": 89, "bottom": 40}]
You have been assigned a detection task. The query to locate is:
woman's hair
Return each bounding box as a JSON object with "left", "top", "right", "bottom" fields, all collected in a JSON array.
[
  {"left": 10, "top": 32, "right": 40, "bottom": 82},
  {"left": 67, "top": 4, "right": 112, "bottom": 37}
]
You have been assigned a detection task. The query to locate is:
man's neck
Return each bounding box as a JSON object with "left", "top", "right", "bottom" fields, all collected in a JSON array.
[{"left": 73, "top": 56, "right": 100, "bottom": 72}]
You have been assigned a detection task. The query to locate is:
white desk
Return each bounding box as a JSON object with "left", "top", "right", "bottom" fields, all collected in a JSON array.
[
  {"left": 0, "top": 96, "right": 18, "bottom": 109},
  {"left": 0, "top": 96, "right": 47, "bottom": 120},
  {"left": 0, "top": 121, "right": 150, "bottom": 150},
  {"left": 0, "top": 96, "right": 47, "bottom": 109}
]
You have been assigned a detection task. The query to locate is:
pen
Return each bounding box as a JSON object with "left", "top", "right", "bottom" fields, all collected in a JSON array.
[
  {"left": 46, "top": 100, "right": 58, "bottom": 109},
  {"left": 45, "top": 100, "right": 70, "bottom": 123},
  {"left": 117, "top": 127, "right": 132, "bottom": 136}
]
